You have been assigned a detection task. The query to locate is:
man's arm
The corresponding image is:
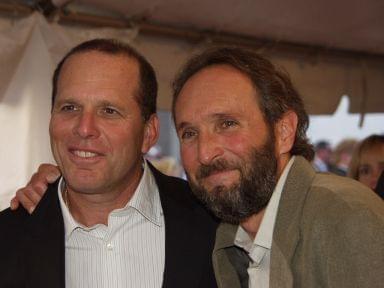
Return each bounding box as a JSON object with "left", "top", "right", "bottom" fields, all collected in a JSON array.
[{"left": 10, "top": 164, "right": 61, "bottom": 213}]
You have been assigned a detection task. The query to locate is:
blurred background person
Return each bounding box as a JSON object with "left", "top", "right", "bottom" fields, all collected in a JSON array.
[
  {"left": 312, "top": 140, "right": 332, "bottom": 172},
  {"left": 375, "top": 171, "right": 384, "bottom": 199},
  {"left": 329, "top": 138, "right": 357, "bottom": 176},
  {"left": 348, "top": 134, "right": 384, "bottom": 195},
  {"left": 146, "top": 145, "right": 183, "bottom": 177}
]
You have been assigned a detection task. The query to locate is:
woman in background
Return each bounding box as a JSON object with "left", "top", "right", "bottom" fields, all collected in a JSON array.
[
  {"left": 348, "top": 134, "right": 384, "bottom": 196},
  {"left": 329, "top": 139, "right": 357, "bottom": 176}
]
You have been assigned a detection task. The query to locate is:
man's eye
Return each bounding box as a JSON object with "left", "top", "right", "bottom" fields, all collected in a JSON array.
[
  {"left": 221, "top": 120, "right": 237, "bottom": 128},
  {"left": 181, "top": 130, "right": 197, "bottom": 140},
  {"left": 61, "top": 104, "right": 76, "bottom": 112},
  {"left": 103, "top": 107, "right": 119, "bottom": 115}
]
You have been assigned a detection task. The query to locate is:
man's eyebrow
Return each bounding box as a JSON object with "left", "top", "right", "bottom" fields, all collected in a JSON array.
[
  {"left": 98, "top": 100, "right": 118, "bottom": 107},
  {"left": 176, "top": 121, "right": 191, "bottom": 132},
  {"left": 176, "top": 113, "right": 240, "bottom": 130},
  {"left": 211, "top": 112, "right": 238, "bottom": 120},
  {"left": 53, "top": 97, "right": 78, "bottom": 106}
]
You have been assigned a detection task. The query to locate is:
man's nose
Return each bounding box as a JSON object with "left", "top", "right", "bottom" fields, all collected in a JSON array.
[
  {"left": 73, "top": 112, "right": 100, "bottom": 139},
  {"left": 197, "top": 132, "right": 224, "bottom": 165}
]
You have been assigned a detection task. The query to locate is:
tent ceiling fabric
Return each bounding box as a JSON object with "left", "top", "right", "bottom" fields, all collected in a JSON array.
[
  {"left": 1, "top": 1, "right": 383, "bottom": 115},
  {"left": 72, "top": 0, "right": 384, "bottom": 55},
  {"left": 61, "top": 0, "right": 384, "bottom": 114}
]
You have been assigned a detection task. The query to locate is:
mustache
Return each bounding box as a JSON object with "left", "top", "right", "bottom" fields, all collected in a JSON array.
[{"left": 196, "top": 159, "right": 238, "bottom": 180}]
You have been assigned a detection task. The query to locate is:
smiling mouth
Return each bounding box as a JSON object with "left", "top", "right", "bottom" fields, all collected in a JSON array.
[
  {"left": 199, "top": 167, "right": 234, "bottom": 178},
  {"left": 71, "top": 150, "right": 101, "bottom": 158},
  {"left": 200, "top": 169, "right": 239, "bottom": 182}
]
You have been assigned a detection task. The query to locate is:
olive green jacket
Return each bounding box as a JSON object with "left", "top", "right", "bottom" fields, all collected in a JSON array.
[{"left": 213, "top": 156, "right": 384, "bottom": 288}]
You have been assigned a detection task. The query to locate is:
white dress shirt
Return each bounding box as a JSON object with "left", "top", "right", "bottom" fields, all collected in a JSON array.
[
  {"left": 58, "top": 161, "right": 165, "bottom": 288},
  {"left": 234, "top": 156, "right": 295, "bottom": 288}
]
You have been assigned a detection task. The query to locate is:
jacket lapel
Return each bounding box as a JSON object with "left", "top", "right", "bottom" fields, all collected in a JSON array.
[
  {"left": 24, "top": 182, "right": 65, "bottom": 288},
  {"left": 150, "top": 164, "right": 216, "bottom": 288},
  {"left": 212, "top": 223, "right": 242, "bottom": 288},
  {"left": 269, "top": 242, "right": 293, "bottom": 288},
  {"left": 270, "top": 156, "right": 315, "bottom": 288}
]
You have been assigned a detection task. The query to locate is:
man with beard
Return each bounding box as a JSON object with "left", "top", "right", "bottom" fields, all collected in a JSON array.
[
  {"left": 171, "top": 47, "right": 384, "bottom": 288},
  {"left": 11, "top": 47, "right": 384, "bottom": 288}
]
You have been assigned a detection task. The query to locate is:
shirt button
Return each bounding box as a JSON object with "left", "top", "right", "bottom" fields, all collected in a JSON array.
[{"left": 106, "top": 243, "right": 114, "bottom": 250}]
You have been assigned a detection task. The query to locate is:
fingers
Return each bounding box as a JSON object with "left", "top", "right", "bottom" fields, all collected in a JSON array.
[
  {"left": 10, "top": 196, "right": 19, "bottom": 210},
  {"left": 13, "top": 188, "right": 40, "bottom": 214},
  {"left": 37, "top": 164, "right": 61, "bottom": 183},
  {"left": 10, "top": 178, "right": 47, "bottom": 214},
  {"left": 9, "top": 174, "right": 46, "bottom": 212},
  {"left": 10, "top": 164, "right": 61, "bottom": 214},
  {"left": 28, "top": 172, "right": 49, "bottom": 197}
]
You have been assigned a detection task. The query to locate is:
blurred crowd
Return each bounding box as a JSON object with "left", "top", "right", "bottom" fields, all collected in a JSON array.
[
  {"left": 145, "top": 145, "right": 184, "bottom": 178},
  {"left": 313, "top": 134, "right": 384, "bottom": 198}
]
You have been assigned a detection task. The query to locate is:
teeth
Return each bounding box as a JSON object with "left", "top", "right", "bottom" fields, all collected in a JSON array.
[{"left": 74, "top": 150, "right": 98, "bottom": 158}]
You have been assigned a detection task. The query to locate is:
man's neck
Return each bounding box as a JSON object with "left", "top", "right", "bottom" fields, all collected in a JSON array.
[
  {"left": 65, "top": 169, "right": 143, "bottom": 227},
  {"left": 240, "top": 209, "right": 266, "bottom": 239},
  {"left": 240, "top": 154, "right": 291, "bottom": 239}
]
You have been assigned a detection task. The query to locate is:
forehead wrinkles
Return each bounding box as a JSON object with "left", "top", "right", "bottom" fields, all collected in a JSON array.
[
  {"left": 183, "top": 65, "right": 257, "bottom": 97},
  {"left": 175, "top": 66, "right": 260, "bottom": 124}
]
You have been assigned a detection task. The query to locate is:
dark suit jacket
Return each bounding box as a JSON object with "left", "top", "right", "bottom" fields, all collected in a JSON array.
[{"left": 0, "top": 164, "right": 218, "bottom": 288}]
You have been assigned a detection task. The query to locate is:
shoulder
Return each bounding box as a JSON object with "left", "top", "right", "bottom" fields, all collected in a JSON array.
[
  {"left": 296, "top": 173, "right": 384, "bottom": 284},
  {"left": 301, "top": 173, "right": 384, "bottom": 242},
  {"left": 0, "top": 206, "right": 29, "bottom": 232},
  {"left": 0, "top": 207, "right": 30, "bottom": 250},
  {"left": 0, "top": 207, "right": 29, "bottom": 272},
  {"left": 154, "top": 168, "right": 191, "bottom": 192},
  {"left": 149, "top": 162, "right": 202, "bottom": 207},
  {"left": 0, "top": 179, "right": 61, "bottom": 234},
  {"left": 0, "top": 181, "right": 62, "bottom": 235},
  {"left": 276, "top": 158, "right": 384, "bottom": 284},
  {"left": 149, "top": 162, "right": 218, "bottom": 226},
  {"left": 287, "top": 157, "right": 383, "bottom": 220},
  {"left": 307, "top": 173, "right": 383, "bottom": 216},
  {"left": 283, "top": 157, "right": 384, "bottom": 241}
]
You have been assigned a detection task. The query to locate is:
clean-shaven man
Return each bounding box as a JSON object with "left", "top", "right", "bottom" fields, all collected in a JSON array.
[{"left": 0, "top": 39, "right": 217, "bottom": 288}]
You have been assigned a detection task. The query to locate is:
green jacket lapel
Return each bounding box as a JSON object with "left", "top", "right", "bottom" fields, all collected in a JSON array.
[
  {"left": 270, "top": 156, "right": 315, "bottom": 288},
  {"left": 212, "top": 223, "right": 242, "bottom": 288}
]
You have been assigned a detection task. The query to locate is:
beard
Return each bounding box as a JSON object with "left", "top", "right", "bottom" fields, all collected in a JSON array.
[{"left": 187, "top": 136, "right": 278, "bottom": 224}]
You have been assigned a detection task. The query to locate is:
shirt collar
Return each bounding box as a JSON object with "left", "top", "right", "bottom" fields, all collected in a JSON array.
[
  {"left": 58, "top": 178, "right": 80, "bottom": 240},
  {"left": 58, "top": 160, "right": 163, "bottom": 241},
  {"left": 234, "top": 156, "right": 295, "bottom": 264},
  {"left": 114, "top": 160, "right": 163, "bottom": 226}
]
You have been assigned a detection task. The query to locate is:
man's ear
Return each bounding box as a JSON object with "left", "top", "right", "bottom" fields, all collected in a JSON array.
[
  {"left": 275, "top": 111, "right": 298, "bottom": 155},
  {"left": 141, "top": 114, "right": 160, "bottom": 154}
]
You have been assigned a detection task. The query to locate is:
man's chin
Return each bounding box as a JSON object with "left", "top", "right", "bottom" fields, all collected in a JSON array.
[
  {"left": 64, "top": 176, "right": 105, "bottom": 195},
  {"left": 199, "top": 170, "right": 240, "bottom": 188},
  {"left": 206, "top": 203, "right": 250, "bottom": 225},
  {"left": 206, "top": 200, "right": 267, "bottom": 225},
  {"left": 190, "top": 181, "right": 272, "bottom": 225},
  {"left": 197, "top": 179, "right": 240, "bottom": 196}
]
